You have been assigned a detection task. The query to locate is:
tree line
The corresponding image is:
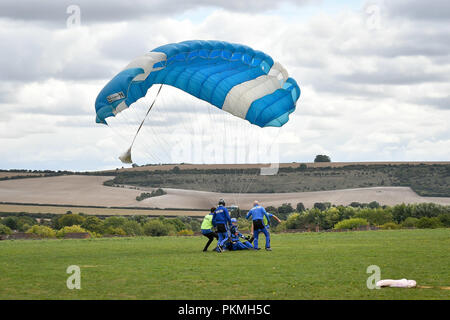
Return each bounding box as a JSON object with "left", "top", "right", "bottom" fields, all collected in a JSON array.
[{"left": 1, "top": 202, "right": 448, "bottom": 238}]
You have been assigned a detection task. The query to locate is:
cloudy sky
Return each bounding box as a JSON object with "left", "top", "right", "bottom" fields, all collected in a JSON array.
[{"left": 0, "top": 0, "right": 449, "bottom": 171}]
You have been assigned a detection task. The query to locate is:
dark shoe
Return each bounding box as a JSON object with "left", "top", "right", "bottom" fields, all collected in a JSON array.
[
  {"left": 265, "top": 247, "right": 272, "bottom": 251},
  {"left": 254, "top": 248, "right": 261, "bottom": 250}
]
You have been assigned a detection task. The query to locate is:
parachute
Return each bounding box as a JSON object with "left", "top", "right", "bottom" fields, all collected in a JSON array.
[{"left": 95, "top": 40, "right": 300, "bottom": 128}]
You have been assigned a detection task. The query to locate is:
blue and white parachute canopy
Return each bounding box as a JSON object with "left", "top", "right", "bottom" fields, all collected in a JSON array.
[{"left": 95, "top": 40, "right": 300, "bottom": 128}]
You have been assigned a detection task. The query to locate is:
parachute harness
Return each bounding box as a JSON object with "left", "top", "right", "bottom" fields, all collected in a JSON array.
[{"left": 119, "top": 84, "right": 163, "bottom": 164}]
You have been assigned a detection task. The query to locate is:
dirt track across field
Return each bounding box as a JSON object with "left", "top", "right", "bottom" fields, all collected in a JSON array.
[{"left": 0, "top": 175, "right": 449, "bottom": 212}]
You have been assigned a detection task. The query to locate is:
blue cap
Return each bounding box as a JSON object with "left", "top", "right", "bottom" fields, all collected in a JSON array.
[{"left": 231, "top": 218, "right": 237, "bottom": 223}]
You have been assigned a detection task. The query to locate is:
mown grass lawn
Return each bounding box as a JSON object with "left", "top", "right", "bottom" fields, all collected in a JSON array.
[{"left": 0, "top": 229, "right": 449, "bottom": 299}]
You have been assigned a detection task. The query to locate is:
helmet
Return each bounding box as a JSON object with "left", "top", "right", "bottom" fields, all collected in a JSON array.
[
  {"left": 231, "top": 218, "right": 237, "bottom": 224},
  {"left": 218, "top": 199, "right": 225, "bottom": 206}
]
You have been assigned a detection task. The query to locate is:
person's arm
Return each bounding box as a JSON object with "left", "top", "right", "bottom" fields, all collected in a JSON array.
[
  {"left": 246, "top": 210, "right": 252, "bottom": 220},
  {"left": 272, "top": 214, "right": 282, "bottom": 223},
  {"left": 212, "top": 212, "right": 217, "bottom": 227}
]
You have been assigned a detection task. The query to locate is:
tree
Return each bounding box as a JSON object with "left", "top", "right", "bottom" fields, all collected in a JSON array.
[
  {"left": 313, "top": 202, "right": 331, "bottom": 211},
  {"left": 122, "top": 220, "right": 144, "bottom": 236},
  {"left": 368, "top": 201, "right": 380, "bottom": 209},
  {"left": 2, "top": 217, "right": 18, "bottom": 230},
  {"left": 103, "top": 216, "right": 127, "bottom": 229},
  {"left": 296, "top": 202, "right": 306, "bottom": 212},
  {"left": 143, "top": 220, "right": 170, "bottom": 236},
  {"left": 172, "top": 166, "right": 181, "bottom": 173},
  {"left": 416, "top": 217, "right": 443, "bottom": 229},
  {"left": 266, "top": 206, "right": 278, "bottom": 214},
  {"left": 278, "top": 203, "right": 294, "bottom": 214},
  {"left": 57, "top": 214, "right": 86, "bottom": 228},
  {"left": 81, "top": 216, "right": 104, "bottom": 233},
  {"left": 314, "top": 155, "right": 331, "bottom": 162},
  {"left": 0, "top": 224, "right": 12, "bottom": 235}
]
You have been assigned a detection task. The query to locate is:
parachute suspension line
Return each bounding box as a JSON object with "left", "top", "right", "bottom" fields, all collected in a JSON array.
[
  {"left": 236, "top": 127, "right": 283, "bottom": 208},
  {"left": 119, "top": 84, "right": 163, "bottom": 164},
  {"left": 131, "top": 84, "right": 164, "bottom": 149}
]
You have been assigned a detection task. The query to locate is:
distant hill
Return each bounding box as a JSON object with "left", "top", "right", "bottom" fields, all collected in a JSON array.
[
  {"left": 102, "top": 161, "right": 450, "bottom": 173},
  {"left": 103, "top": 162, "right": 450, "bottom": 197},
  {"left": 2, "top": 162, "right": 449, "bottom": 198}
]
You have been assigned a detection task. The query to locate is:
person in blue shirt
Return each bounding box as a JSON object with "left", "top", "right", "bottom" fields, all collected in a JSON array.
[
  {"left": 246, "top": 200, "right": 272, "bottom": 251},
  {"left": 226, "top": 218, "right": 253, "bottom": 250},
  {"left": 212, "top": 199, "right": 231, "bottom": 252},
  {"left": 249, "top": 212, "right": 281, "bottom": 243}
]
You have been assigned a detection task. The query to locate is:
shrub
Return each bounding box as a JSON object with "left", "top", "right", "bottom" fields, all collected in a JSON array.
[
  {"left": 143, "top": 220, "right": 170, "bottom": 236},
  {"left": 103, "top": 227, "right": 126, "bottom": 236},
  {"left": 184, "top": 219, "right": 201, "bottom": 232},
  {"left": 286, "top": 213, "right": 301, "bottom": 229},
  {"left": 2, "top": 217, "right": 18, "bottom": 230},
  {"left": 0, "top": 224, "right": 12, "bottom": 235},
  {"left": 122, "top": 220, "right": 144, "bottom": 236},
  {"left": 81, "top": 216, "right": 104, "bottom": 233},
  {"left": 368, "top": 201, "right": 380, "bottom": 209},
  {"left": 379, "top": 222, "right": 401, "bottom": 230},
  {"left": 314, "top": 202, "right": 331, "bottom": 211},
  {"left": 296, "top": 202, "right": 306, "bottom": 212},
  {"left": 273, "top": 221, "right": 287, "bottom": 233},
  {"left": 177, "top": 229, "right": 194, "bottom": 236},
  {"left": 354, "top": 208, "right": 393, "bottom": 226},
  {"left": 163, "top": 218, "right": 186, "bottom": 232},
  {"left": 334, "top": 218, "right": 368, "bottom": 230},
  {"left": 350, "top": 202, "right": 362, "bottom": 208},
  {"left": 136, "top": 188, "right": 167, "bottom": 201},
  {"left": 278, "top": 203, "right": 294, "bottom": 214},
  {"left": 103, "top": 216, "right": 128, "bottom": 229},
  {"left": 437, "top": 213, "right": 450, "bottom": 227},
  {"left": 402, "top": 217, "right": 419, "bottom": 228},
  {"left": 56, "top": 225, "right": 89, "bottom": 238},
  {"left": 57, "top": 214, "right": 86, "bottom": 228},
  {"left": 26, "top": 225, "right": 56, "bottom": 238},
  {"left": 416, "top": 217, "right": 443, "bottom": 229}
]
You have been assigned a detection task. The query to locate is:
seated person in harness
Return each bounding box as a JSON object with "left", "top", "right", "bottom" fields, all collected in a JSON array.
[{"left": 225, "top": 218, "right": 253, "bottom": 251}]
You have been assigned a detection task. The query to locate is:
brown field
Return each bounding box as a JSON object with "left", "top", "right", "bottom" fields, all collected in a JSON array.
[
  {"left": 0, "top": 172, "right": 43, "bottom": 178},
  {"left": 0, "top": 174, "right": 449, "bottom": 212},
  {"left": 100, "top": 161, "right": 450, "bottom": 173},
  {"left": 0, "top": 204, "right": 206, "bottom": 217}
]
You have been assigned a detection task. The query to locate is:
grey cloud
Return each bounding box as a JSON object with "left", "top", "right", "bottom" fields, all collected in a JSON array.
[
  {"left": 415, "top": 96, "right": 450, "bottom": 110},
  {"left": 337, "top": 70, "right": 448, "bottom": 86},
  {"left": 0, "top": 0, "right": 315, "bottom": 24},
  {"left": 386, "top": 0, "right": 450, "bottom": 21}
]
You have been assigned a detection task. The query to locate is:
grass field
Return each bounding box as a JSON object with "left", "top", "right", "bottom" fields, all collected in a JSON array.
[{"left": 0, "top": 229, "right": 449, "bottom": 300}]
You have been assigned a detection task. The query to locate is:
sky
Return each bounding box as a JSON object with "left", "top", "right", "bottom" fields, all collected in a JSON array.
[{"left": 0, "top": 0, "right": 449, "bottom": 171}]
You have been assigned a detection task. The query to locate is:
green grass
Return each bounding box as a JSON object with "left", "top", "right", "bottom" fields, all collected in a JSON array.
[{"left": 1, "top": 229, "right": 449, "bottom": 299}]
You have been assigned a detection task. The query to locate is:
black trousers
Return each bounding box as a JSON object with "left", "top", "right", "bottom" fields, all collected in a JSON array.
[{"left": 202, "top": 231, "right": 219, "bottom": 251}]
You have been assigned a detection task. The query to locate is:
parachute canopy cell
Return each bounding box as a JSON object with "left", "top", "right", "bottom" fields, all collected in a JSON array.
[{"left": 95, "top": 40, "right": 300, "bottom": 128}]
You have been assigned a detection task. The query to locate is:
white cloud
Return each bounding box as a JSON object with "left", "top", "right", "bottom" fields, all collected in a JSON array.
[{"left": 0, "top": 1, "right": 449, "bottom": 170}]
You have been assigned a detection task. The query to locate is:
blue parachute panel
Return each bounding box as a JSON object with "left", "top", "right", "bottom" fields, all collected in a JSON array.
[{"left": 95, "top": 40, "right": 300, "bottom": 127}]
